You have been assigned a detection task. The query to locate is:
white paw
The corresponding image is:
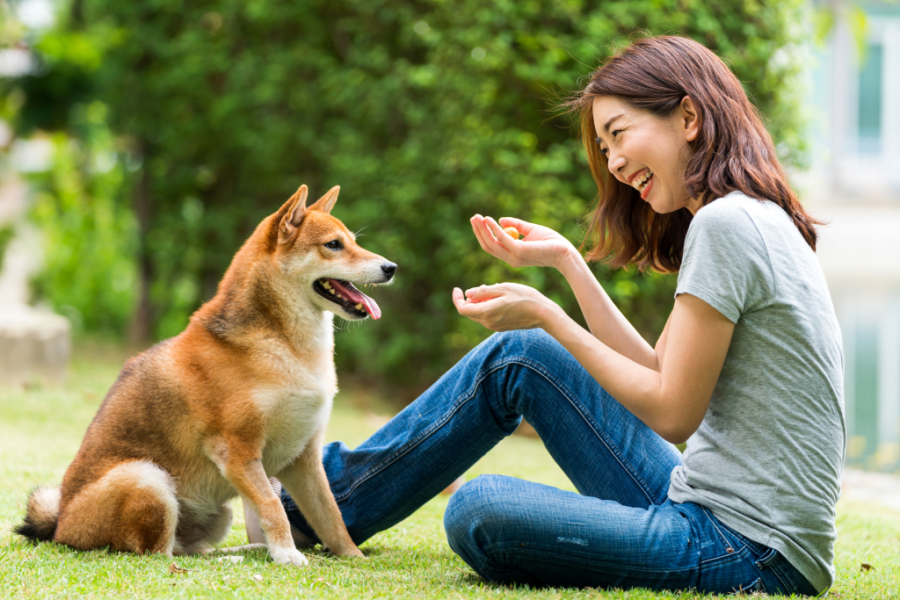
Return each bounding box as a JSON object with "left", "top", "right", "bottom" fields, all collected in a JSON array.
[{"left": 269, "top": 546, "right": 309, "bottom": 567}]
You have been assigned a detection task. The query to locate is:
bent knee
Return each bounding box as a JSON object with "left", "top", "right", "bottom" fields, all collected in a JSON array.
[
  {"left": 445, "top": 475, "right": 521, "bottom": 545},
  {"left": 483, "top": 330, "right": 555, "bottom": 357}
]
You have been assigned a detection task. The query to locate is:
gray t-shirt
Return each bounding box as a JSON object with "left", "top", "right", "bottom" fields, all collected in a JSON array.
[{"left": 667, "top": 192, "right": 845, "bottom": 593}]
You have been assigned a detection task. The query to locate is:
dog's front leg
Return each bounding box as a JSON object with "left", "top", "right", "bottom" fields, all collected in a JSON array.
[
  {"left": 277, "top": 428, "right": 364, "bottom": 558},
  {"left": 209, "top": 438, "right": 308, "bottom": 567}
]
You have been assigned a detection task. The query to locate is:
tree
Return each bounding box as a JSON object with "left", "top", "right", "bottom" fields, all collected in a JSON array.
[{"left": 12, "top": 0, "right": 810, "bottom": 397}]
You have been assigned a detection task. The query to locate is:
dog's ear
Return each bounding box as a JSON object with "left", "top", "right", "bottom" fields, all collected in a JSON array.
[
  {"left": 277, "top": 184, "right": 309, "bottom": 244},
  {"left": 308, "top": 185, "right": 340, "bottom": 215}
]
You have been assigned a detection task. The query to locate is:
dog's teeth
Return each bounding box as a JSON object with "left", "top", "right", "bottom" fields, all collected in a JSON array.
[
  {"left": 329, "top": 288, "right": 336, "bottom": 295},
  {"left": 337, "top": 294, "right": 343, "bottom": 299},
  {"left": 322, "top": 281, "right": 332, "bottom": 290},
  {"left": 355, "top": 303, "right": 363, "bottom": 310}
]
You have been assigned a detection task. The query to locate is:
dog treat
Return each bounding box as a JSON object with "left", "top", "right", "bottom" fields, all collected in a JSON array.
[{"left": 503, "top": 226, "right": 521, "bottom": 240}]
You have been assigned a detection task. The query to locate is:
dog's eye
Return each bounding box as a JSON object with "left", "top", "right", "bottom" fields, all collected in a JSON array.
[{"left": 325, "top": 240, "right": 343, "bottom": 250}]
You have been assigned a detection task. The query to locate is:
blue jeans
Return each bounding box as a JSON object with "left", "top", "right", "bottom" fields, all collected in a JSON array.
[{"left": 281, "top": 330, "right": 819, "bottom": 596}]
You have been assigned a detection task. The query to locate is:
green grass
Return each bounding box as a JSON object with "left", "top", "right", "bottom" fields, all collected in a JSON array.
[{"left": 1, "top": 344, "right": 898, "bottom": 599}]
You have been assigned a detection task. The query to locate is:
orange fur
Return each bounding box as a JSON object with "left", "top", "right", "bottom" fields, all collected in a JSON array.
[{"left": 16, "top": 185, "right": 395, "bottom": 566}]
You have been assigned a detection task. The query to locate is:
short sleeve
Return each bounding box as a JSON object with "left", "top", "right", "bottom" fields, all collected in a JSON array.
[{"left": 675, "top": 200, "right": 775, "bottom": 323}]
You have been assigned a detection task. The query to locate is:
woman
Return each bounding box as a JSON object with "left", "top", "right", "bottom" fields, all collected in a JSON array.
[{"left": 273, "top": 35, "right": 843, "bottom": 596}]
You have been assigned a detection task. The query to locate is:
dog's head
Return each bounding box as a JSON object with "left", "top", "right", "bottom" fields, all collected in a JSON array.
[{"left": 265, "top": 184, "right": 395, "bottom": 321}]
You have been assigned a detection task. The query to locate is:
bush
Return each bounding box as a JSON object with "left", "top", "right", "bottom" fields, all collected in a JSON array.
[
  {"left": 13, "top": 0, "right": 808, "bottom": 397},
  {"left": 28, "top": 122, "right": 137, "bottom": 338}
]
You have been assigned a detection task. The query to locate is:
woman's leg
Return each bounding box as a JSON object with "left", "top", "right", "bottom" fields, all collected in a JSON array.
[
  {"left": 444, "top": 475, "right": 699, "bottom": 590},
  {"left": 444, "top": 475, "right": 811, "bottom": 595},
  {"left": 282, "top": 329, "right": 680, "bottom": 544}
]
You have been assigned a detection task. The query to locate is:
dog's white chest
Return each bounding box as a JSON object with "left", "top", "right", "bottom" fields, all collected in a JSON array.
[
  {"left": 248, "top": 322, "right": 337, "bottom": 474},
  {"left": 256, "top": 385, "right": 333, "bottom": 474}
]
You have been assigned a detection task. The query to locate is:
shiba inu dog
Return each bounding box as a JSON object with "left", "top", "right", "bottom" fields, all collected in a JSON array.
[{"left": 15, "top": 184, "right": 395, "bottom": 567}]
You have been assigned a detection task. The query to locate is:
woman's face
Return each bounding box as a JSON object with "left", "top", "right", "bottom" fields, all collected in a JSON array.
[{"left": 591, "top": 95, "right": 701, "bottom": 215}]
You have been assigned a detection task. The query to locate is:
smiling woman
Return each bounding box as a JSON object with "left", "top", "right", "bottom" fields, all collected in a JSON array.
[
  {"left": 568, "top": 36, "right": 821, "bottom": 273},
  {"left": 277, "top": 35, "right": 842, "bottom": 598}
]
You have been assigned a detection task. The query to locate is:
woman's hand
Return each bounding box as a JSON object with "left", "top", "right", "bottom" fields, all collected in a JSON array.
[
  {"left": 452, "top": 283, "right": 564, "bottom": 332},
  {"left": 470, "top": 215, "right": 576, "bottom": 270}
]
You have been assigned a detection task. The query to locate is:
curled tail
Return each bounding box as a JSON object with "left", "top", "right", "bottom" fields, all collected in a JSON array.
[{"left": 14, "top": 486, "right": 60, "bottom": 542}]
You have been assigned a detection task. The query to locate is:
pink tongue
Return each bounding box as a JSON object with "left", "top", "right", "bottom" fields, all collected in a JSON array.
[{"left": 327, "top": 279, "right": 382, "bottom": 320}]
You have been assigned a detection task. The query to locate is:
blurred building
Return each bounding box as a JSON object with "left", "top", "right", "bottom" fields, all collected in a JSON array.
[{"left": 801, "top": 0, "right": 900, "bottom": 472}]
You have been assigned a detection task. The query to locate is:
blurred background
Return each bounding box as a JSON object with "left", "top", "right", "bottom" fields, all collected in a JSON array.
[{"left": 0, "top": 0, "right": 897, "bottom": 474}]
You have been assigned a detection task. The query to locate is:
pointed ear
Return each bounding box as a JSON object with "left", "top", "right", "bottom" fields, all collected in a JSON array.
[
  {"left": 277, "top": 184, "right": 309, "bottom": 244},
  {"left": 308, "top": 185, "right": 340, "bottom": 215}
]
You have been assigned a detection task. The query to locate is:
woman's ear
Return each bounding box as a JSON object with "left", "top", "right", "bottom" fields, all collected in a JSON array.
[{"left": 680, "top": 96, "right": 701, "bottom": 143}]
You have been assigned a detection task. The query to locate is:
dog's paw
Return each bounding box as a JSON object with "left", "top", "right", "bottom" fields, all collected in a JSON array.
[
  {"left": 269, "top": 546, "right": 309, "bottom": 567},
  {"left": 343, "top": 546, "right": 366, "bottom": 559}
]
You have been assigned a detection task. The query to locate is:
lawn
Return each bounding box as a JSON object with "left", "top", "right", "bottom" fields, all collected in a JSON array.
[{"left": 1, "top": 343, "right": 897, "bottom": 599}]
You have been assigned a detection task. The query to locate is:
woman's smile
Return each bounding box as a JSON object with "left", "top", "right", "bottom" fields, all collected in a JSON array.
[
  {"left": 592, "top": 95, "right": 700, "bottom": 214},
  {"left": 626, "top": 167, "right": 655, "bottom": 201},
  {"left": 640, "top": 173, "right": 654, "bottom": 200}
]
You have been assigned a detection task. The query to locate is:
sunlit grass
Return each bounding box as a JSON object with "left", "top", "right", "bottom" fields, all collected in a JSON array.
[{"left": 1, "top": 343, "right": 897, "bottom": 599}]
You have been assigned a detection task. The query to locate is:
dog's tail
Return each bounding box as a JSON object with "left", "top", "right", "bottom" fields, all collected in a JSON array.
[{"left": 14, "top": 486, "right": 61, "bottom": 542}]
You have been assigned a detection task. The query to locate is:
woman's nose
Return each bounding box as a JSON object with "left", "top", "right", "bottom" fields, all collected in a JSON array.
[{"left": 607, "top": 152, "right": 626, "bottom": 175}]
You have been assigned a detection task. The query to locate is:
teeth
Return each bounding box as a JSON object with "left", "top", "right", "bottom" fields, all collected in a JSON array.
[
  {"left": 337, "top": 293, "right": 344, "bottom": 299},
  {"left": 355, "top": 303, "right": 363, "bottom": 310},
  {"left": 322, "top": 281, "right": 332, "bottom": 290},
  {"left": 329, "top": 288, "right": 336, "bottom": 295},
  {"left": 632, "top": 170, "right": 653, "bottom": 191}
]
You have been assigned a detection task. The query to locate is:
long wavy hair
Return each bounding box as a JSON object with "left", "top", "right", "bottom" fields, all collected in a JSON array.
[{"left": 568, "top": 35, "right": 820, "bottom": 273}]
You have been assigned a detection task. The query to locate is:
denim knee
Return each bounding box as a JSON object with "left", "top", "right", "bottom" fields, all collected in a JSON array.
[
  {"left": 444, "top": 476, "right": 512, "bottom": 565},
  {"left": 480, "top": 329, "right": 556, "bottom": 364},
  {"left": 445, "top": 476, "right": 490, "bottom": 552}
]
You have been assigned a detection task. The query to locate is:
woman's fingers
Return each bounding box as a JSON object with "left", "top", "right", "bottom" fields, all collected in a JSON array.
[
  {"left": 452, "top": 287, "right": 467, "bottom": 310},
  {"left": 471, "top": 215, "right": 511, "bottom": 260},
  {"left": 453, "top": 287, "right": 479, "bottom": 319},
  {"left": 465, "top": 284, "right": 503, "bottom": 303},
  {"left": 484, "top": 217, "right": 516, "bottom": 247},
  {"left": 453, "top": 286, "right": 498, "bottom": 325},
  {"left": 497, "top": 216, "right": 533, "bottom": 236},
  {"left": 480, "top": 216, "right": 516, "bottom": 257},
  {"left": 469, "top": 216, "right": 490, "bottom": 254}
]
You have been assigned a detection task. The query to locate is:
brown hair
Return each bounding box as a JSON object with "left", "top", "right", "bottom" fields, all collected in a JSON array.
[{"left": 568, "top": 35, "right": 820, "bottom": 272}]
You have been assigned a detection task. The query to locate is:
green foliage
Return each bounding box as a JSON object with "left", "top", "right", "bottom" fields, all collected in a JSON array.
[
  {"left": 28, "top": 110, "right": 137, "bottom": 337},
  {"left": 15, "top": 0, "right": 809, "bottom": 394},
  {"left": 0, "top": 223, "right": 13, "bottom": 268}
]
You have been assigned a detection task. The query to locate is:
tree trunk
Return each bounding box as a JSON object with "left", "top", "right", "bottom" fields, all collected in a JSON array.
[{"left": 128, "top": 142, "right": 154, "bottom": 345}]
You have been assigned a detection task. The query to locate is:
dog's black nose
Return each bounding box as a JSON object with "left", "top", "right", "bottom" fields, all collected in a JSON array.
[{"left": 381, "top": 263, "right": 397, "bottom": 280}]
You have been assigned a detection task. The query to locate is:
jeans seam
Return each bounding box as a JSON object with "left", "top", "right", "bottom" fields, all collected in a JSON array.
[
  {"left": 510, "top": 355, "right": 661, "bottom": 505},
  {"left": 714, "top": 515, "right": 772, "bottom": 557},
  {"left": 700, "top": 544, "right": 751, "bottom": 567},
  {"left": 700, "top": 506, "right": 738, "bottom": 555},
  {"left": 485, "top": 542, "right": 698, "bottom": 576},
  {"left": 767, "top": 558, "right": 799, "bottom": 595},
  {"left": 754, "top": 547, "right": 779, "bottom": 568},
  {"left": 332, "top": 356, "right": 522, "bottom": 502}
]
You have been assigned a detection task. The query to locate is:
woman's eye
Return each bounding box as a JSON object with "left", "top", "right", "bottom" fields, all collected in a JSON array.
[
  {"left": 325, "top": 240, "right": 343, "bottom": 250},
  {"left": 612, "top": 129, "right": 622, "bottom": 137}
]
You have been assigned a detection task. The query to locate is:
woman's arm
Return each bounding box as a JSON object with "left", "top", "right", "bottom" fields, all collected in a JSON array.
[
  {"left": 454, "top": 285, "right": 733, "bottom": 443},
  {"left": 471, "top": 215, "right": 666, "bottom": 371},
  {"left": 541, "top": 292, "right": 732, "bottom": 443},
  {"left": 555, "top": 248, "right": 663, "bottom": 371}
]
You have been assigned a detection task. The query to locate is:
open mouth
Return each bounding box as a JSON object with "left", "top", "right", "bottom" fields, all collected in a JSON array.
[
  {"left": 632, "top": 169, "right": 653, "bottom": 197},
  {"left": 313, "top": 278, "right": 382, "bottom": 320}
]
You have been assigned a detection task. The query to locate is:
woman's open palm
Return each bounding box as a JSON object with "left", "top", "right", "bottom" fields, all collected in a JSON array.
[{"left": 470, "top": 215, "right": 575, "bottom": 269}]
